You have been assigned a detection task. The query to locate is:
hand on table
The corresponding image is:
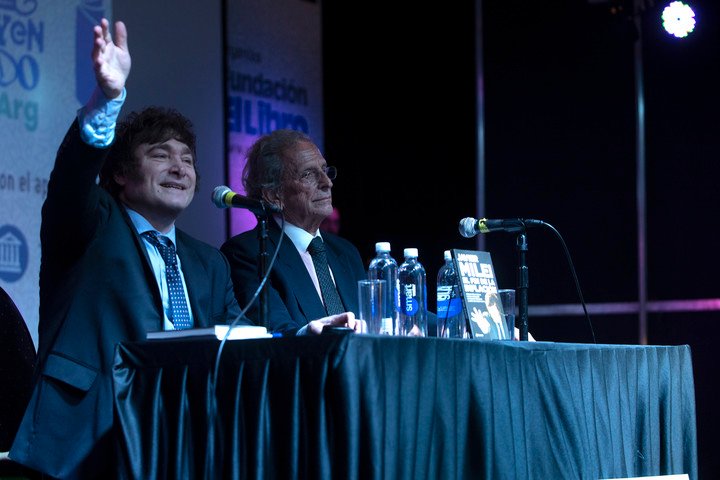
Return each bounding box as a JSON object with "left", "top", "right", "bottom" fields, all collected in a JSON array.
[{"left": 308, "top": 311, "right": 367, "bottom": 335}]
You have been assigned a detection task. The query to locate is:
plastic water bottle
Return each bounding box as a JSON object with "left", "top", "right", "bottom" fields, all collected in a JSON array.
[
  {"left": 397, "top": 248, "right": 427, "bottom": 337},
  {"left": 368, "top": 242, "right": 398, "bottom": 335},
  {"left": 436, "top": 250, "right": 466, "bottom": 338}
]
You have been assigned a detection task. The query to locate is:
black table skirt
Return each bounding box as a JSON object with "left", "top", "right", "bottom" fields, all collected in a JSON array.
[{"left": 113, "top": 335, "right": 697, "bottom": 479}]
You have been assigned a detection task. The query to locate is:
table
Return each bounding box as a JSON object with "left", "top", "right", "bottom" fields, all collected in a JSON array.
[{"left": 113, "top": 335, "right": 697, "bottom": 479}]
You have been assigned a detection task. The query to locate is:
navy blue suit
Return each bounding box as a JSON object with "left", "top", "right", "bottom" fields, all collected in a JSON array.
[
  {"left": 10, "top": 121, "right": 245, "bottom": 479},
  {"left": 221, "top": 221, "right": 367, "bottom": 335}
]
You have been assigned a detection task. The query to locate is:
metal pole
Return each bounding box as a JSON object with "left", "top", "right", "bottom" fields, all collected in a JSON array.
[
  {"left": 633, "top": 1, "right": 648, "bottom": 345},
  {"left": 475, "top": 0, "right": 486, "bottom": 252}
]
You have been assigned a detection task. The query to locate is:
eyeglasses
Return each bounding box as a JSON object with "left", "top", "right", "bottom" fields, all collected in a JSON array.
[{"left": 297, "top": 165, "right": 337, "bottom": 185}]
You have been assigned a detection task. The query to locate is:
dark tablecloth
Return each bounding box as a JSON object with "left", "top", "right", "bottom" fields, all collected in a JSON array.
[{"left": 113, "top": 335, "right": 697, "bottom": 479}]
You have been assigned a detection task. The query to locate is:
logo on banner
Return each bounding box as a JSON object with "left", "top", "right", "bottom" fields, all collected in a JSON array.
[
  {"left": 0, "top": 224, "right": 28, "bottom": 282},
  {"left": 0, "top": 0, "right": 41, "bottom": 131}
]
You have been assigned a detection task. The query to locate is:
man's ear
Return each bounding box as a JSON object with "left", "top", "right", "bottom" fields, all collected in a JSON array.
[
  {"left": 262, "top": 189, "right": 282, "bottom": 210},
  {"left": 114, "top": 173, "right": 127, "bottom": 187}
]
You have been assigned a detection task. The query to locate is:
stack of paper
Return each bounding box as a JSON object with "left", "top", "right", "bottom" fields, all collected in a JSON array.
[{"left": 146, "top": 324, "right": 272, "bottom": 340}]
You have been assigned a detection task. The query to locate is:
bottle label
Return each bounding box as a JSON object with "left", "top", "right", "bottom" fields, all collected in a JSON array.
[
  {"left": 399, "top": 283, "right": 420, "bottom": 316},
  {"left": 437, "top": 285, "right": 462, "bottom": 316},
  {"left": 437, "top": 298, "right": 462, "bottom": 318},
  {"left": 395, "top": 280, "right": 401, "bottom": 312}
]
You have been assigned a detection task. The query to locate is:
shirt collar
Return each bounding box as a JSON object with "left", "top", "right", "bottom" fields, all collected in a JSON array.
[
  {"left": 274, "top": 217, "right": 319, "bottom": 252},
  {"left": 125, "top": 207, "right": 177, "bottom": 245}
]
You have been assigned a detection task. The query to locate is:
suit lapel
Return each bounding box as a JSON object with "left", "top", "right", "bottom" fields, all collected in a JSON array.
[
  {"left": 120, "top": 204, "right": 164, "bottom": 331},
  {"left": 268, "top": 223, "right": 329, "bottom": 320},
  {"left": 325, "top": 245, "right": 357, "bottom": 314},
  {"left": 175, "top": 233, "right": 211, "bottom": 328}
]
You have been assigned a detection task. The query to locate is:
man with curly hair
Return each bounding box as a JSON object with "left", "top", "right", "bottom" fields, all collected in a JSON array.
[{"left": 10, "top": 18, "right": 248, "bottom": 479}]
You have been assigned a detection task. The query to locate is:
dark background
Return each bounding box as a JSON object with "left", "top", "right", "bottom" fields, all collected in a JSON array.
[{"left": 322, "top": 0, "right": 719, "bottom": 477}]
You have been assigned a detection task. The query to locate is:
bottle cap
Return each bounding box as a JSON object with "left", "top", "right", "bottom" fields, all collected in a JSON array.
[
  {"left": 443, "top": 250, "right": 452, "bottom": 261},
  {"left": 375, "top": 242, "right": 391, "bottom": 253},
  {"left": 404, "top": 248, "right": 418, "bottom": 258}
]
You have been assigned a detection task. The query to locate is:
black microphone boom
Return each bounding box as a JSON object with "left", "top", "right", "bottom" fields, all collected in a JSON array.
[
  {"left": 211, "top": 186, "right": 281, "bottom": 215},
  {"left": 458, "top": 217, "right": 544, "bottom": 237}
]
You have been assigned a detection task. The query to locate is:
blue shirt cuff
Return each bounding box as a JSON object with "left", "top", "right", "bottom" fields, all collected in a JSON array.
[{"left": 77, "top": 87, "right": 126, "bottom": 148}]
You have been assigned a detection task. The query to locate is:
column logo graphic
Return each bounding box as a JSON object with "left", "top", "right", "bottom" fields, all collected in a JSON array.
[{"left": 0, "top": 224, "right": 28, "bottom": 282}]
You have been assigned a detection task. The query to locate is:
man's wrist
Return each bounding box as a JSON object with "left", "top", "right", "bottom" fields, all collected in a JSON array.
[{"left": 78, "top": 87, "right": 126, "bottom": 147}]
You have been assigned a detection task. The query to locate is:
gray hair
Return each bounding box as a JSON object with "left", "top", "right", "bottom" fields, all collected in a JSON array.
[{"left": 242, "top": 129, "right": 313, "bottom": 199}]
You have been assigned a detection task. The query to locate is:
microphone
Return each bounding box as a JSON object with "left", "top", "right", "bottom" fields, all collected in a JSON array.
[
  {"left": 458, "top": 217, "right": 543, "bottom": 237},
  {"left": 211, "top": 186, "right": 281, "bottom": 215}
]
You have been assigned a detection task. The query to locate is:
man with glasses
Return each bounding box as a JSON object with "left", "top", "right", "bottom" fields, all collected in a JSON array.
[{"left": 221, "top": 129, "right": 368, "bottom": 336}]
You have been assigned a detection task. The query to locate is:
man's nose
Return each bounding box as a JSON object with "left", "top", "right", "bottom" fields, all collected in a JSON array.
[{"left": 169, "top": 156, "right": 188, "bottom": 175}]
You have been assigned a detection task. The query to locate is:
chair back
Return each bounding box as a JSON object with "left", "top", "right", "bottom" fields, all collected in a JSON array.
[{"left": 0, "top": 287, "right": 36, "bottom": 452}]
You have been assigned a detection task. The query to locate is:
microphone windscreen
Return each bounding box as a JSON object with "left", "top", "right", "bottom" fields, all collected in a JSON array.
[
  {"left": 458, "top": 217, "right": 478, "bottom": 238},
  {"left": 212, "top": 185, "right": 232, "bottom": 208}
]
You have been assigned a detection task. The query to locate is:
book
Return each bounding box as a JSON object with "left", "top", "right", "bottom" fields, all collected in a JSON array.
[
  {"left": 146, "top": 324, "right": 272, "bottom": 341},
  {"left": 451, "top": 249, "right": 510, "bottom": 340}
]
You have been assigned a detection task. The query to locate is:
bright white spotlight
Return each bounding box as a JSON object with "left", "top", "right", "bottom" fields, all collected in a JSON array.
[{"left": 661, "top": 1, "right": 696, "bottom": 38}]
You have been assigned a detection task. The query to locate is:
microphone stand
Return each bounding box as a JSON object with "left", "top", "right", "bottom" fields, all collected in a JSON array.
[
  {"left": 256, "top": 213, "right": 271, "bottom": 329},
  {"left": 516, "top": 232, "right": 529, "bottom": 341}
]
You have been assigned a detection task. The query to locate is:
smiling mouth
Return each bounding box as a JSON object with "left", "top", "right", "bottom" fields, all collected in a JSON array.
[{"left": 161, "top": 183, "right": 186, "bottom": 190}]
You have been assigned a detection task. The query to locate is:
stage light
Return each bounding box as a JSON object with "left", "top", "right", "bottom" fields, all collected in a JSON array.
[{"left": 661, "top": 1, "right": 696, "bottom": 38}]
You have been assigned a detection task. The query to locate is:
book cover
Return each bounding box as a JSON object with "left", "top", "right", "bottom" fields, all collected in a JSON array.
[{"left": 451, "top": 249, "right": 510, "bottom": 340}]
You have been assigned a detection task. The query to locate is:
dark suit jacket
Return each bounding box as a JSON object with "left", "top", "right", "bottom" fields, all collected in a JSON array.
[
  {"left": 221, "top": 221, "right": 368, "bottom": 336},
  {"left": 10, "top": 121, "right": 245, "bottom": 479}
]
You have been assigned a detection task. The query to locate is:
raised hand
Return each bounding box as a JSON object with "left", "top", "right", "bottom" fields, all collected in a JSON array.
[{"left": 91, "top": 18, "right": 131, "bottom": 99}]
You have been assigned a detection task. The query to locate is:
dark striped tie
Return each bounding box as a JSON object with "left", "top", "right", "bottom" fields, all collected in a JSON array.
[
  {"left": 307, "top": 237, "right": 345, "bottom": 315},
  {"left": 142, "top": 231, "right": 192, "bottom": 329}
]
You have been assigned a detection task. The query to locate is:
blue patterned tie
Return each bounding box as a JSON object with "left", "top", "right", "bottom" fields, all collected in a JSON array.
[
  {"left": 142, "top": 231, "right": 192, "bottom": 330},
  {"left": 307, "top": 237, "right": 345, "bottom": 315}
]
